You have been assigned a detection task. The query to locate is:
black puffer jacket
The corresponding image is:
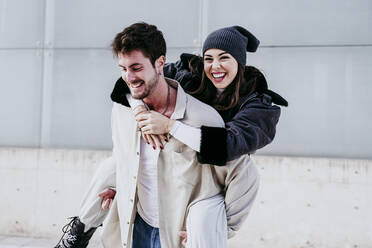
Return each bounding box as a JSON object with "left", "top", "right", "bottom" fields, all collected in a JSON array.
[
  {"left": 163, "top": 53, "right": 288, "bottom": 165},
  {"left": 111, "top": 54, "right": 288, "bottom": 166}
]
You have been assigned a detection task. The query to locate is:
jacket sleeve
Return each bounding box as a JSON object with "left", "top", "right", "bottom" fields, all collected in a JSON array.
[{"left": 198, "top": 95, "right": 281, "bottom": 165}]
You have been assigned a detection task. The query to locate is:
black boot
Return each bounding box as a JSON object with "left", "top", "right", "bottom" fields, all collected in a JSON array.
[{"left": 54, "top": 217, "right": 97, "bottom": 248}]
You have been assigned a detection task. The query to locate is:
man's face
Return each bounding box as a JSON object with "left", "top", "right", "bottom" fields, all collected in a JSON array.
[{"left": 118, "top": 50, "right": 159, "bottom": 99}]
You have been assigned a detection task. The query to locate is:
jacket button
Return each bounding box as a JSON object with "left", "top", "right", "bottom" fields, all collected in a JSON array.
[
  {"left": 133, "top": 176, "right": 136, "bottom": 179},
  {"left": 127, "top": 221, "right": 130, "bottom": 224},
  {"left": 130, "top": 199, "right": 134, "bottom": 202},
  {"left": 136, "top": 152, "right": 139, "bottom": 155},
  {"left": 123, "top": 243, "right": 126, "bottom": 246}
]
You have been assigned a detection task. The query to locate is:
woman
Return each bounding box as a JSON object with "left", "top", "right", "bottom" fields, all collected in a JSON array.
[{"left": 134, "top": 25, "right": 288, "bottom": 166}]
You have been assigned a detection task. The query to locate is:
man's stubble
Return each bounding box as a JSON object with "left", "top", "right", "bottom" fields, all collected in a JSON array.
[{"left": 131, "top": 69, "right": 160, "bottom": 100}]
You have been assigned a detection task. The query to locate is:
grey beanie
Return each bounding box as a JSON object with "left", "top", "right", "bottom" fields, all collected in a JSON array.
[{"left": 202, "top": 26, "right": 260, "bottom": 67}]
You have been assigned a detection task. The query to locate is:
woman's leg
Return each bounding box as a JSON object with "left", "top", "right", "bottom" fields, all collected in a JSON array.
[
  {"left": 185, "top": 158, "right": 260, "bottom": 247},
  {"left": 55, "top": 156, "right": 116, "bottom": 248},
  {"left": 79, "top": 156, "right": 116, "bottom": 230},
  {"left": 185, "top": 194, "right": 227, "bottom": 248}
]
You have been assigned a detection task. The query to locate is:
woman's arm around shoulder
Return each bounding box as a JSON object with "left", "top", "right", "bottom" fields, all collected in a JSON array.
[{"left": 198, "top": 94, "right": 281, "bottom": 165}]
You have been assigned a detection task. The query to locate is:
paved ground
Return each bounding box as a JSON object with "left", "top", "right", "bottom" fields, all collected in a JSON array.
[{"left": 0, "top": 235, "right": 102, "bottom": 248}]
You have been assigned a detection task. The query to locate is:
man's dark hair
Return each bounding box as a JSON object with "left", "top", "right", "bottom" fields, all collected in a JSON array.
[{"left": 111, "top": 22, "right": 166, "bottom": 65}]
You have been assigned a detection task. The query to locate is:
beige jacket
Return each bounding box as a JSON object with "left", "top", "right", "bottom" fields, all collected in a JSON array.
[{"left": 101, "top": 79, "right": 259, "bottom": 248}]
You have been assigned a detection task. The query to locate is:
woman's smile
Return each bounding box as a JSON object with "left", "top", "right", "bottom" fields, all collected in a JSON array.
[{"left": 204, "top": 49, "right": 238, "bottom": 89}]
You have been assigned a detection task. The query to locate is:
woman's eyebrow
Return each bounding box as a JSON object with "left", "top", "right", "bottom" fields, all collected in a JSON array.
[
  {"left": 218, "top": 52, "right": 228, "bottom": 56},
  {"left": 204, "top": 52, "right": 228, "bottom": 57}
]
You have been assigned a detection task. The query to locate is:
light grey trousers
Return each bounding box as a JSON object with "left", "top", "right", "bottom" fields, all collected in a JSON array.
[
  {"left": 79, "top": 156, "right": 259, "bottom": 248},
  {"left": 186, "top": 194, "right": 227, "bottom": 248},
  {"left": 79, "top": 156, "right": 116, "bottom": 231}
]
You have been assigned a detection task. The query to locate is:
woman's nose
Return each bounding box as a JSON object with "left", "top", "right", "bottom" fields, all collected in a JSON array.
[{"left": 212, "top": 60, "right": 221, "bottom": 69}]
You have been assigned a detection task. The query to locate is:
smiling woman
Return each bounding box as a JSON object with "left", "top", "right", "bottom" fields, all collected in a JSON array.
[
  {"left": 203, "top": 49, "right": 238, "bottom": 90},
  {"left": 192, "top": 49, "right": 244, "bottom": 111}
]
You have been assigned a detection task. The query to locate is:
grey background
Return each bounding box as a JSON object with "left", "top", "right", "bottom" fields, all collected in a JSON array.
[{"left": 0, "top": 0, "right": 371, "bottom": 159}]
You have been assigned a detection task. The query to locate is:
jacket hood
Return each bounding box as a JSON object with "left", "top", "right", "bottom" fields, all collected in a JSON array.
[
  {"left": 241, "top": 66, "right": 288, "bottom": 107},
  {"left": 111, "top": 77, "right": 130, "bottom": 106}
]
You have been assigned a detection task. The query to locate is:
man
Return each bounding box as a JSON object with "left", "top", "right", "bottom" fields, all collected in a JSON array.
[{"left": 55, "top": 22, "right": 259, "bottom": 248}]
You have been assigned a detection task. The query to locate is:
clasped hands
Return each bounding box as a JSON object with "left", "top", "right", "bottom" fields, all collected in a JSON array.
[{"left": 133, "top": 105, "right": 175, "bottom": 150}]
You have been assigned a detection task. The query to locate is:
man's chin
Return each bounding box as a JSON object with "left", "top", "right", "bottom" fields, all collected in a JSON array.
[
  {"left": 130, "top": 91, "right": 147, "bottom": 100},
  {"left": 132, "top": 95, "right": 143, "bottom": 100}
]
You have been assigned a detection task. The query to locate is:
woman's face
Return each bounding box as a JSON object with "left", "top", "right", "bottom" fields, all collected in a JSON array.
[{"left": 203, "top": 48, "right": 238, "bottom": 89}]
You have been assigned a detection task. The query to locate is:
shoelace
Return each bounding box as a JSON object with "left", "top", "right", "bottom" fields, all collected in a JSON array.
[
  {"left": 54, "top": 216, "right": 79, "bottom": 248},
  {"left": 62, "top": 234, "right": 77, "bottom": 248}
]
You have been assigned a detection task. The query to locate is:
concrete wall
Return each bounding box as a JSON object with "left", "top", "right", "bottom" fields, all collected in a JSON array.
[
  {"left": 1, "top": 148, "right": 371, "bottom": 247},
  {"left": 0, "top": 0, "right": 372, "bottom": 159}
]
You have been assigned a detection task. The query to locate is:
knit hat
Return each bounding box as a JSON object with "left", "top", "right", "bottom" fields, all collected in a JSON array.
[{"left": 202, "top": 26, "right": 260, "bottom": 67}]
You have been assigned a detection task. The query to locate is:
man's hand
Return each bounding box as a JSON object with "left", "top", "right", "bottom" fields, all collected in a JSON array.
[
  {"left": 98, "top": 188, "right": 116, "bottom": 210},
  {"left": 179, "top": 231, "right": 187, "bottom": 247}
]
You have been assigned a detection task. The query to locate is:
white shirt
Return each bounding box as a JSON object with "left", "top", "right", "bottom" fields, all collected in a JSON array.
[
  {"left": 127, "top": 94, "right": 160, "bottom": 227},
  {"left": 137, "top": 137, "right": 160, "bottom": 227}
]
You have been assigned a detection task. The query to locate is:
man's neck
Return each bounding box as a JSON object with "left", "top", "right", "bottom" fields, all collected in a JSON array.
[{"left": 143, "top": 77, "right": 177, "bottom": 118}]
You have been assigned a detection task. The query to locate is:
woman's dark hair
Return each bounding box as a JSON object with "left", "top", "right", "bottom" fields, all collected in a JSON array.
[
  {"left": 111, "top": 22, "right": 166, "bottom": 66},
  {"left": 189, "top": 56, "right": 260, "bottom": 111}
]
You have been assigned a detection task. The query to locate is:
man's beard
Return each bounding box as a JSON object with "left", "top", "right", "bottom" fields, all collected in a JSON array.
[{"left": 131, "top": 72, "right": 159, "bottom": 100}]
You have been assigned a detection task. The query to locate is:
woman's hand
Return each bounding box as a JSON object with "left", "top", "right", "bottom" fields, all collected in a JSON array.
[
  {"left": 142, "top": 133, "right": 168, "bottom": 150},
  {"left": 134, "top": 108, "right": 175, "bottom": 135},
  {"left": 133, "top": 105, "right": 169, "bottom": 149}
]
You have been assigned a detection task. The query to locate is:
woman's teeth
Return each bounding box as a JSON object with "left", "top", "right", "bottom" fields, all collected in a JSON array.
[{"left": 212, "top": 73, "right": 226, "bottom": 79}]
